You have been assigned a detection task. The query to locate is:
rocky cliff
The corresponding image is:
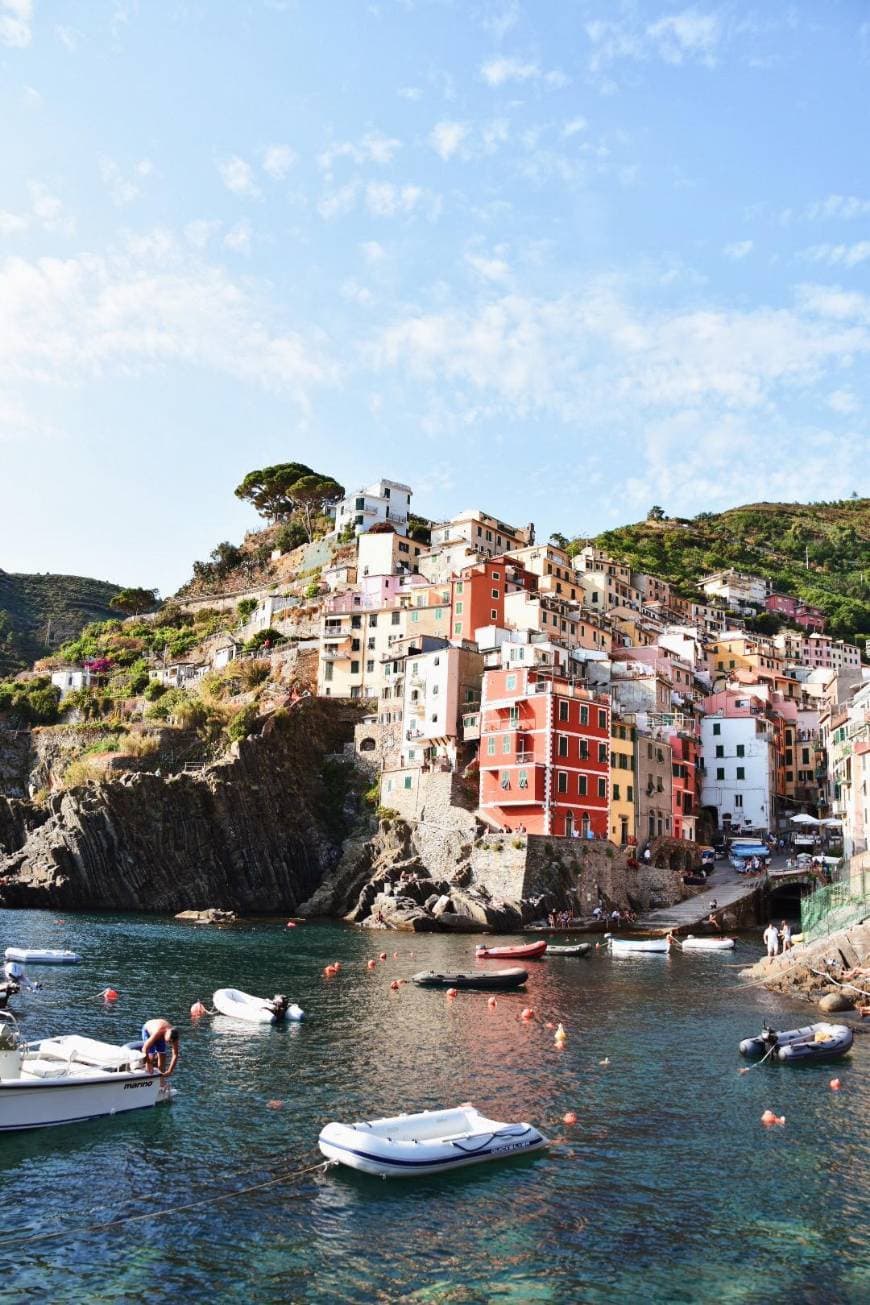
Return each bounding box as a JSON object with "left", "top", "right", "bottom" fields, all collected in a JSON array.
[{"left": 0, "top": 700, "right": 367, "bottom": 913}]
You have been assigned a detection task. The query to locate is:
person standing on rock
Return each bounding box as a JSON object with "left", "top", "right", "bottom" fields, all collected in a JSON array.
[
  {"left": 141, "top": 1018, "right": 180, "bottom": 1076},
  {"left": 763, "top": 922, "right": 780, "bottom": 961},
  {"left": 780, "top": 920, "right": 792, "bottom": 951}
]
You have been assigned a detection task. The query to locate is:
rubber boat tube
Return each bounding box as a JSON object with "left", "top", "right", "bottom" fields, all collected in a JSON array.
[
  {"left": 412, "top": 968, "right": 528, "bottom": 991},
  {"left": 475, "top": 941, "right": 548, "bottom": 961},
  {"left": 739, "top": 1022, "right": 853, "bottom": 1063},
  {"left": 4, "top": 948, "right": 81, "bottom": 966},
  {"left": 546, "top": 944, "right": 592, "bottom": 956},
  {"left": 606, "top": 935, "right": 669, "bottom": 954},
  {"left": 212, "top": 989, "right": 304, "bottom": 1023},
  {"left": 679, "top": 936, "right": 736, "bottom": 951},
  {"left": 318, "top": 1104, "right": 548, "bottom": 1177}
]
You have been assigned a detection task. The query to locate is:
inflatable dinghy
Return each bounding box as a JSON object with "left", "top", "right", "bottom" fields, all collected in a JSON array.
[
  {"left": 4, "top": 948, "right": 80, "bottom": 966},
  {"left": 475, "top": 941, "right": 547, "bottom": 960},
  {"left": 679, "top": 936, "right": 735, "bottom": 951},
  {"left": 412, "top": 968, "right": 527, "bottom": 991},
  {"left": 319, "top": 1104, "right": 547, "bottom": 1177},
  {"left": 212, "top": 988, "right": 304, "bottom": 1023},
  {"left": 546, "top": 944, "right": 592, "bottom": 956},
  {"left": 739, "top": 1022, "right": 853, "bottom": 1063}
]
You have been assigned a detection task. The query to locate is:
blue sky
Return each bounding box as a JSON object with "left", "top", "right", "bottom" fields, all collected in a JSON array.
[{"left": 1, "top": 0, "right": 868, "bottom": 594}]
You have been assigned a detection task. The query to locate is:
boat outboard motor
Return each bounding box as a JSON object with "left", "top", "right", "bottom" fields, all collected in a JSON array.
[
  {"left": 762, "top": 1027, "right": 779, "bottom": 1050},
  {"left": 267, "top": 994, "right": 289, "bottom": 1019}
]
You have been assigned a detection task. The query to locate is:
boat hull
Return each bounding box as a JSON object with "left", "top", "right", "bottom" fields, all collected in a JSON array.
[
  {"left": 4, "top": 948, "right": 80, "bottom": 966},
  {"left": 740, "top": 1022, "right": 853, "bottom": 1063},
  {"left": 546, "top": 944, "right": 592, "bottom": 956},
  {"left": 212, "top": 988, "right": 304, "bottom": 1023},
  {"left": 412, "top": 968, "right": 528, "bottom": 991},
  {"left": 608, "top": 936, "right": 669, "bottom": 954},
  {"left": 319, "top": 1106, "right": 547, "bottom": 1178},
  {"left": 476, "top": 941, "right": 548, "bottom": 960},
  {"left": 680, "top": 937, "right": 735, "bottom": 951},
  {"left": 0, "top": 1072, "right": 167, "bottom": 1131}
]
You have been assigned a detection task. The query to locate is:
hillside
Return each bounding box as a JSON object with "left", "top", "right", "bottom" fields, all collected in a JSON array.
[
  {"left": 588, "top": 498, "right": 870, "bottom": 645},
  {"left": 0, "top": 571, "right": 124, "bottom": 677}
]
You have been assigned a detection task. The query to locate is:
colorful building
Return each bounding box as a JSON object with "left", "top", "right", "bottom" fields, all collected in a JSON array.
[
  {"left": 609, "top": 719, "right": 636, "bottom": 846},
  {"left": 478, "top": 665, "right": 611, "bottom": 837}
]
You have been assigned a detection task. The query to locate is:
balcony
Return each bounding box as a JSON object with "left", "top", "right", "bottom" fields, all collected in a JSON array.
[{"left": 321, "top": 648, "right": 351, "bottom": 662}]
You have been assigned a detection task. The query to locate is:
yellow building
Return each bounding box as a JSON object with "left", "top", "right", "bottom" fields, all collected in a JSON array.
[{"left": 610, "top": 718, "right": 636, "bottom": 846}]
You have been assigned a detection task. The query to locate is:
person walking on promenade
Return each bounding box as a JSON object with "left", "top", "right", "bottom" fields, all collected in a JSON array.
[{"left": 763, "top": 922, "right": 780, "bottom": 961}]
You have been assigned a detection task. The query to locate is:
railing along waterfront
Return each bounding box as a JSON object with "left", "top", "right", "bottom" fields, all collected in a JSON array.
[{"left": 800, "top": 870, "right": 870, "bottom": 942}]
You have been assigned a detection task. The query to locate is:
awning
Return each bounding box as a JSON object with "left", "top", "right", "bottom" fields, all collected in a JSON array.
[{"left": 790, "top": 813, "right": 820, "bottom": 825}]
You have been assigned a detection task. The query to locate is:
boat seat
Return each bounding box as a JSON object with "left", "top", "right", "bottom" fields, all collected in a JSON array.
[{"left": 22, "top": 1058, "right": 70, "bottom": 1079}]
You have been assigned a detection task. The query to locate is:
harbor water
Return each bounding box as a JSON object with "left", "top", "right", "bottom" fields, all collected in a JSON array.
[{"left": 0, "top": 910, "right": 867, "bottom": 1303}]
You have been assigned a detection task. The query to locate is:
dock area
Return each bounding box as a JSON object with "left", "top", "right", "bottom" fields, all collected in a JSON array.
[{"left": 635, "top": 857, "right": 781, "bottom": 933}]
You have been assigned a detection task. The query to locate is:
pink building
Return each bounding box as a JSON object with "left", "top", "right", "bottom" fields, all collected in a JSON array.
[{"left": 765, "top": 593, "right": 825, "bottom": 632}]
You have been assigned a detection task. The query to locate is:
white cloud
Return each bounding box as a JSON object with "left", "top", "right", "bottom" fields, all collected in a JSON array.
[
  {"left": 318, "top": 133, "right": 401, "bottom": 176},
  {"left": 55, "top": 24, "right": 80, "bottom": 51},
  {"left": 99, "top": 156, "right": 154, "bottom": 207},
  {"left": 0, "top": 0, "right": 32, "bottom": 48},
  {"left": 481, "top": 0, "right": 520, "bottom": 42},
  {"left": 466, "top": 252, "right": 511, "bottom": 283},
  {"left": 723, "top": 240, "right": 753, "bottom": 260},
  {"left": 262, "top": 144, "right": 296, "bottom": 180},
  {"left": 360, "top": 240, "right": 386, "bottom": 264},
  {"left": 340, "top": 279, "right": 374, "bottom": 306},
  {"left": 480, "top": 56, "right": 569, "bottom": 88},
  {"left": 217, "top": 155, "right": 260, "bottom": 197},
  {"left": 317, "top": 183, "right": 359, "bottom": 220},
  {"left": 429, "top": 121, "right": 469, "bottom": 161},
  {"left": 28, "top": 182, "right": 74, "bottom": 234},
  {"left": 562, "top": 117, "right": 588, "bottom": 137},
  {"left": 800, "top": 241, "right": 870, "bottom": 268},
  {"left": 806, "top": 195, "right": 870, "bottom": 221},
  {"left": 0, "top": 239, "right": 334, "bottom": 411},
  {"left": 827, "top": 389, "right": 860, "bottom": 415},
  {"left": 398, "top": 86, "right": 422, "bottom": 100},
  {"left": 223, "top": 220, "right": 252, "bottom": 254},
  {"left": 184, "top": 219, "right": 221, "bottom": 249},
  {"left": 0, "top": 210, "right": 28, "bottom": 236},
  {"left": 586, "top": 8, "right": 723, "bottom": 74},
  {"left": 365, "top": 182, "right": 421, "bottom": 217}
]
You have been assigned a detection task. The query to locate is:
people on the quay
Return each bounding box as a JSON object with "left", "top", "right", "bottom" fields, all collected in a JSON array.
[
  {"left": 763, "top": 922, "right": 780, "bottom": 960},
  {"left": 780, "top": 920, "right": 792, "bottom": 951},
  {"left": 141, "top": 1018, "right": 181, "bottom": 1076}
]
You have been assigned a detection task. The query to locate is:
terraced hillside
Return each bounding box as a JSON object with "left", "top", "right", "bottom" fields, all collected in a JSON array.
[
  {"left": 0, "top": 571, "right": 123, "bottom": 676},
  {"left": 588, "top": 498, "right": 869, "bottom": 647}
]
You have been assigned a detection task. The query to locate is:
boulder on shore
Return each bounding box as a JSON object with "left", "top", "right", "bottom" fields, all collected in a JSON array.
[
  {"left": 818, "top": 991, "right": 854, "bottom": 1013},
  {"left": 175, "top": 908, "right": 237, "bottom": 925}
]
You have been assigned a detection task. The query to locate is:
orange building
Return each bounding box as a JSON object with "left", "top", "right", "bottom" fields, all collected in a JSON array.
[
  {"left": 478, "top": 665, "right": 611, "bottom": 837},
  {"left": 449, "top": 557, "right": 533, "bottom": 643}
]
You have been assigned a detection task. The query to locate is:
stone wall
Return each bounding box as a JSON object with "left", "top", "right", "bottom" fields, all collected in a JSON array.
[{"left": 0, "top": 731, "right": 33, "bottom": 799}]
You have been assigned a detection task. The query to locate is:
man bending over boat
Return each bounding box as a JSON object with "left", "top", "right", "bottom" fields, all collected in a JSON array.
[{"left": 141, "top": 1018, "right": 180, "bottom": 1076}]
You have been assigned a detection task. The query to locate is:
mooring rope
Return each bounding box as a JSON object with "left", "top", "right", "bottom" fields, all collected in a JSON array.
[{"left": 0, "top": 1156, "right": 332, "bottom": 1249}]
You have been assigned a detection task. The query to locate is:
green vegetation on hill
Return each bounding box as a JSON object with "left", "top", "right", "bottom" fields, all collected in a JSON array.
[
  {"left": 587, "top": 498, "right": 870, "bottom": 647},
  {"left": 0, "top": 571, "right": 125, "bottom": 677}
]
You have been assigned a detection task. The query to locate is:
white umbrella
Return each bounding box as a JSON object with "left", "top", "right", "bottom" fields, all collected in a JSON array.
[
  {"left": 790, "top": 813, "right": 820, "bottom": 825},
  {"left": 819, "top": 818, "right": 842, "bottom": 827}
]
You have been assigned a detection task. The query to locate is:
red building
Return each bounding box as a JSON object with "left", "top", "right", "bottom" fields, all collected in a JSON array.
[
  {"left": 765, "top": 593, "right": 825, "bottom": 632},
  {"left": 450, "top": 556, "right": 535, "bottom": 644},
  {"left": 668, "top": 732, "right": 699, "bottom": 841},
  {"left": 479, "top": 665, "right": 611, "bottom": 837}
]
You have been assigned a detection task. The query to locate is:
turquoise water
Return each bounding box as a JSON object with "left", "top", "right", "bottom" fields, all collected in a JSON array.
[{"left": 0, "top": 911, "right": 867, "bottom": 1304}]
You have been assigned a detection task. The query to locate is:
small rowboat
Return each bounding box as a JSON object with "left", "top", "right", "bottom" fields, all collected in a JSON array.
[
  {"left": 679, "top": 936, "right": 735, "bottom": 951},
  {"left": 546, "top": 944, "right": 592, "bottom": 957},
  {"left": 739, "top": 1022, "right": 853, "bottom": 1063},
  {"left": 412, "top": 968, "right": 528, "bottom": 991},
  {"left": 318, "top": 1104, "right": 548, "bottom": 1177},
  {"left": 606, "top": 935, "right": 669, "bottom": 955},
  {"left": 475, "top": 941, "right": 548, "bottom": 961},
  {"left": 4, "top": 948, "right": 80, "bottom": 966},
  {"left": 212, "top": 989, "right": 304, "bottom": 1024}
]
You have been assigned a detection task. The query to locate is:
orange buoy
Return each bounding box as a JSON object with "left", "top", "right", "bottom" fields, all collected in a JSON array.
[
  {"left": 379, "top": 952, "right": 387, "bottom": 961},
  {"left": 323, "top": 965, "right": 336, "bottom": 977},
  {"left": 521, "top": 1008, "right": 534, "bottom": 1021},
  {"left": 333, "top": 962, "right": 342, "bottom": 972},
  {"left": 190, "top": 1000, "right": 207, "bottom": 1018},
  {"left": 266, "top": 1099, "right": 284, "bottom": 1110},
  {"left": 487, "top": 996, "right": 497, "bottom": 1009},
  {"left": 390, "top": 980, "right": 400, "bottom": 991},
  {"left": 830, "top": 1078, "right": 842, "bottom": 1091},
  {"left": 100, "top": 988, "right": 119, "bottom": 1002},
  {"left": 367, "top": 959, "right": 377, "bottom": 970},
  {"left": 761, "top": 1110, "right": 785, "bottom": 1126},
  {"left": 563, "top": 1111, "right": 577, "bottom": 1125},
  {"left": 286, "top": 921, "right": 296, "bottom": 929},
  {"left": 446, "top": 988, "right": 458, "bottom": 998}
]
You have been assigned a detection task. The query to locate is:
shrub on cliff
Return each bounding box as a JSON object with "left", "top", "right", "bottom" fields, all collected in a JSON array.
[
  {"left": 227, "top": 704, "right": 258, "bottom": 742},
  {"left": 0, "top": 676, "right": 62, "bottom": 725}
]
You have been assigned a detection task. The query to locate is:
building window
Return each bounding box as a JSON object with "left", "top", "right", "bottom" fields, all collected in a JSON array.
[
  {"left": 734, "top": 794, "right": 743, "bottom": 807},
  {"left": 391, "top": 612, "right": 400, "bottom": 626},
  {"left": 627, "top": 785, "right": 633, "bottom": 802},
  {"left": 403, "top": 776, "right": 412, "bottom": 789},
  {"left": 736, "top": 767, "right": 745, "bottom": 780},
  {"left": 351, "top": 639, "right": 361, "bottom": 652},
  {"left": 578, "top": 775, "right": 587, "bottom": 796},
  {"left": 492, "top": 572, "right": 500, "bottom": 581},
  {"left": 487, "top": 738, "right": 496, "bottom": 756},
  {"left": 580, "top": 706, "right": 589, "bottom": 725},
  {"left": 491, "top": 589, "right": 500, "bottom": 600},
  {"left": 613, "top": 783, "right": 620, "bottom": 801},
  {"left": 598, "top": 777, "right": 607, "bottom": 798},
  {"left": 455, "top": 582, "right": 464, "bottom": 594},
  {"left": 598, "top": 743, "right": 607, "bottom": 763},
  {"left": 518, "top": 770, "right": 528, "bottom": 789},
  {"left": 366, "top": 660, "right": 374, "bottom": 673},
  {"left": 351, "top": 661, "right": 360, "bottom": 674},
  {"left": 598, "top": 710, "right": 607, "bottom": 729},
  {"left": 716, "top": 767, "right": 725, "bottom": 780},
  {"left": 579, "top": 739, "right": 589, "bottom": 760},
  {"left": 500, "top": 771, "right": 511, "bottom": 790},
  {"left": 557, "top": 771, "right": 568, "bottom": 794},
  {"left": 736, "top": 744, "right": 745, "bottom": 757},
  {"left": 558, "top": 735, "right": 568, "bottom": 757},
  {"left": 454, "top": 623, "right": 462, "bottom": 635},
  {"left": 491, "top": 610, "right": 498, "bottom": 620},
  {"left": 503, "top": 735, "right": 511, "bottom": 754},
  {"left": 559, "top": 700, "right": 569, "bottom": 721},
  {"left": 455, "top": 602, "right": 463, "bottom": 615},
  {"left": 715, "top": 745, "right": 724, "bottom": 758},
  {"left": 713, "top": 722, "right": 721, "bottom": 735},
  {"left": 506, "top": 674, "right": 516, "bottom": 690}
]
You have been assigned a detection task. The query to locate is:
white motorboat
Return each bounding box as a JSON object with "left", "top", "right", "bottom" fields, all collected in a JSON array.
[
  {"left": 318, "top": 1104, "right": 547, "bottom": 1178},
  {"left": 212, "top": 988, "right": 304, "bottom": 1024},
  {"left": 606, "top": 934, "right": 670, "bottom": 955},
  {"left": 0, "top": 1028, "right": 172, "bottom": 1132},
  {"left": 679, "top": 935, "right": 735, "bottom": 951},
  {"left": 4, "top": 948, "right": 81, "bottom": 966}
]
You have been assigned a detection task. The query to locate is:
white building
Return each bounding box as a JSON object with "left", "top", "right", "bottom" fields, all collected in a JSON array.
[
  {"left": 332, "top": 479, "right": 412, "bottom": 537},
  {"left": 357, "top": 527, "right": 423, "bottom": 579},
  {"left": 429, "top": 509, "right": 532, "bottom": 559},
  {"left": 700, "top": 708, "right": 776, "bottom": 834},
  {"left": 700, "top": 570, "right": 769, "bottom": 612},
  {"left": 50, "top": 667, "right": 92, "bottom": 698},
  {"left": 400, "top": 643, "right": 483, "bottom": 769}
]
